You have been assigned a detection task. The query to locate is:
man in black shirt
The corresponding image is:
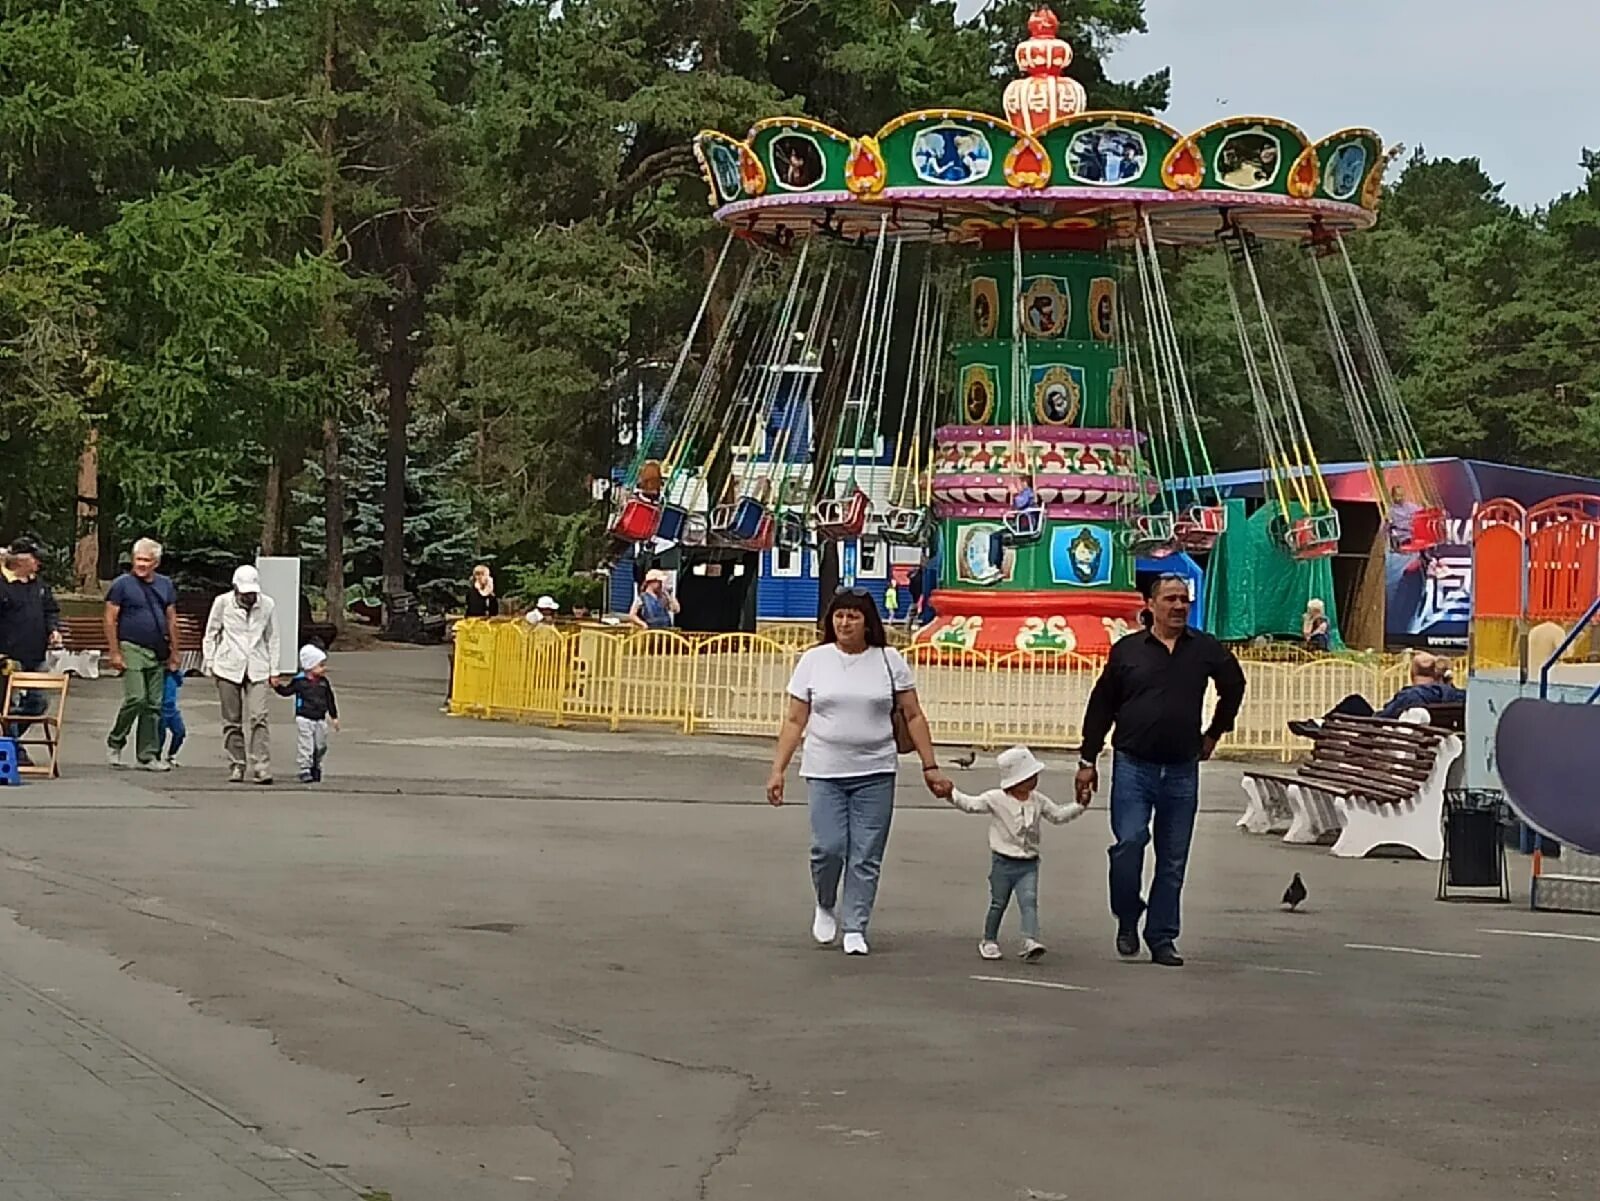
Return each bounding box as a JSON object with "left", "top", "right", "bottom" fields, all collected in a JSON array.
[
  {"left": 1, "top": 540, "right": 62, "bottom": 763},
  {"left": 1076, "top": 575, "right": 1246, "bottom": 967}
]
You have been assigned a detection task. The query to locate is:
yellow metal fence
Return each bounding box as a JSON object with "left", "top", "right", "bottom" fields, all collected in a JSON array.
[{"left": 450, "top": 620, "right": 1410, "bottom": 762}]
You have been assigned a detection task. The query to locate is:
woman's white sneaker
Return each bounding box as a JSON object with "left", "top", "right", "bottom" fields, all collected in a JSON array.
[
  {"left": 812, "top": 905, "right": 838, "bottom": 945},
  {"left": 978, "top": 940, "right": 1003, "bottom": 961},
  {"left": 1021, "top": 938, "right": 1047, "bottom": 961},
  {"left": 842, "top": 932, "right": 869, "bottom": 956}
]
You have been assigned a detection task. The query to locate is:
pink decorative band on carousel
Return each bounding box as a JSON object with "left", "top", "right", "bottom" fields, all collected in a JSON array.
[
  {"left": 934, "top": 473, "right": 1153, "bottom": 494},
  {"left": 935, "top": 425, "right": 1144, "bottom": 445},
  {"left": 934, "top": 503, "right": 1127, "bottom": 521},
  {"left": 716, "top": 190, "right": 1372, "bottom": 218}
]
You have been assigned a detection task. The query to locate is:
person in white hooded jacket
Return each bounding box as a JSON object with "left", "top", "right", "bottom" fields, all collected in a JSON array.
[{"left": 203, "top": 565, "right": 281, "bottom": 785}]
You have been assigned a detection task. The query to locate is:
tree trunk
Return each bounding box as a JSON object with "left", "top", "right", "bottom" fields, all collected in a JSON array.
[
  {"left": 322, "top": 413, "right": 345, "bottom": 633},
  {"left": 319, "top": 2, "right": 346, "bottom": 634},
  {"left": 381, "top": 290, "right": 414, "bottom": 606},
  {"left": 73, "top": 427, "right": 100, "bottom": 591},
  {"left": 261, "top": 454, "right": 285, "bottom": 554}
]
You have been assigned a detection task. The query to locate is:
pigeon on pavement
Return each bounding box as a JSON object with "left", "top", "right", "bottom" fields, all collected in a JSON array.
[
  {"left": 953, "top": 750, "right": 977, "bottom": 769},
  {"left": 1282, "top": 872, "right": 1308, "bottom": 911}
]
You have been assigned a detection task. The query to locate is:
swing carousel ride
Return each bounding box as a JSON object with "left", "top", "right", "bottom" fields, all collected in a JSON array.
[{"left": 609, "top": 7, "right": 1441, "bottom": 655}]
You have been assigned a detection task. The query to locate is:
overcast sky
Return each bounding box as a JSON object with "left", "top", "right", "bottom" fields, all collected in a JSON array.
[{"left": 956, "top": 0, "right": 1599, "bottom": 208}]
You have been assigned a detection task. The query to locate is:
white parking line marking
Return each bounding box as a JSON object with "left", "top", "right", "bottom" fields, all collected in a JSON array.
[
  {"left": 1345, "top": 943, "right": 1481, "bottom": 960},
  {"left": 1480, "top": 928, "right": 1600, "bottom": 944},
  {"left": 970, "top": 975, "right": 1092, "bottom": 992},
  {"left": 1245, "top": 965, "right": 1322, "bottom": 976}
]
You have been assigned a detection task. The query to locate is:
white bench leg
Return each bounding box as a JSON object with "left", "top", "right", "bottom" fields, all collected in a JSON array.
[
  {"left": 1313, "top": 789, "right": 1344, "bottom": 839},
  {"left": 1330, "top": 737, "right": 1459, "bottom": 861},
  {"left": 1286, "top": 785, "right": 1345, "bottom": 844},
  {"left": 1331, "top": 791, "right": 1446, "bottom": 861},
  {"left": 1239, "top": 778, "right": 1273, "bottom": 834},
  {"left": 1284, "top": 784, "right": 1319, "bottom": 844}
]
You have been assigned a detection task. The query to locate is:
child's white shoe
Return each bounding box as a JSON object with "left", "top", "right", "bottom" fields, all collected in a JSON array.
[
  {"left": 978, "top": 940, "right": 1003, "bottom": 961},
  {"left": 1021, "top": 938, "right": 1047, "bottom": 961},
  {"left": 812, "top": 905, "right": 838, "bottom": 946},
  {"left": 842, "top": 932, "right": 869, "bottom": 956}
]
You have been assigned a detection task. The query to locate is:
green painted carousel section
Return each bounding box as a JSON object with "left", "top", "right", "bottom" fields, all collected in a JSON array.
[
  {"left": 953, "top": 250, "right": 1128, "bottom": 429},
  {"left": 940, "top": 518, "right": 1136, "bottom": 594}
]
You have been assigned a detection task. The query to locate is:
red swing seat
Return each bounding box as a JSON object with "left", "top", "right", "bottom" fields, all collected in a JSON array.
[{"left": 814, "top": 490, "right": 872, "bottom": 541}]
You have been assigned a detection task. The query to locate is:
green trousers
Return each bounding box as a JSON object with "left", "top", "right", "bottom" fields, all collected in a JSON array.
[{"left": 107, "top": 642, "right": 165, "bottom": 764}]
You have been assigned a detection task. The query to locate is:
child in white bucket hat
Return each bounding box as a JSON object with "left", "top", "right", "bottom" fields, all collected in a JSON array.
[{"left": 946, "top": 745, "right": 1086, "bottom": 961}]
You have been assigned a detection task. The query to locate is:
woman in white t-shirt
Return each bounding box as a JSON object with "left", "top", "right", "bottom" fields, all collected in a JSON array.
[{"left": 766, "top": 589, "right": 951, "bottom": 956}]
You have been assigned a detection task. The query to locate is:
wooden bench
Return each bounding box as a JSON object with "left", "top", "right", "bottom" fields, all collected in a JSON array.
[
  {"left": 1241, "top": 714, "right": 1463, "bottom": 860},
  {"left": 57, "top": 614, "right": 205, "bottom": 678}
]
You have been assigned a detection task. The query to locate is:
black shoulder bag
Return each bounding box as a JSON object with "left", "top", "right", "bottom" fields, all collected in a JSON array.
[{"left": 132, "top": 578, "right": 172, "bottom": 661}]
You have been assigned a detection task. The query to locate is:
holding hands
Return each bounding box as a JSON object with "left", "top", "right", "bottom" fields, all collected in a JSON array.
[{"left": 1074, "top": 761, "right": 1097, "bottom": 808}]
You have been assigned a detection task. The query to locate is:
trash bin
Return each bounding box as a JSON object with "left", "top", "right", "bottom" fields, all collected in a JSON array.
[{"left": 1439, "top": 790, "right": 1510, "bottom": 902}]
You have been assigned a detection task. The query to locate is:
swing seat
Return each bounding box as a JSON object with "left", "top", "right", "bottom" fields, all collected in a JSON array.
[
  {"left": 1001, "top": 505, "right": 1046, "bottom": 546},
  {"left": 681, "top": 514, "right": 709, "bottom": 547},
  {"left": 736, "top": 513, "right": 775, "bottom": 551},
  {"left": 1175, "top": 504, "right": 1227, "bottom": 552},
  {"left": 1124, "top": 513, "right": 1179, "bottom": 557},
  {"left": 1399, "top": 506, "right": 1446, "bottom": 553},
  {"left": 883, "top": 506, "right": 930, "bottom": 545},
  {"left": 729, "top": 497, "right": 768, "bottom": 542},
  {"left": 709, "top": 503, "right": 736, "bottom": 536},
  {"left": 776, "top": 512, "right": 806, "bottom": 552},
  {"left": 655, "top": 503, "right": 690, "bottom": 544},
  {"left": 611, "top": 494, "right": 662, "bottom": 543},
  {"left": 1287, "top": 513, "right": 1340, "bottom": 560},
  {"left": 814, "top": 490, "right": 872, "bottom": 541}
]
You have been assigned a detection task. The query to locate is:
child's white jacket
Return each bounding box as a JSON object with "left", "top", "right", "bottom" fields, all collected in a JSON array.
[{"left": 947, "top": 788, "right": 1085, "bottom": 859}]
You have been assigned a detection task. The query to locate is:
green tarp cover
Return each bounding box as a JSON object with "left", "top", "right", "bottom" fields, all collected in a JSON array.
[{"left": 1202, "top": 499, "right": 1342, "bottom": 646}]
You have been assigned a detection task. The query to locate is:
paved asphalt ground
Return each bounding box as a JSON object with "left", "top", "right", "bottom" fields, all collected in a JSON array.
[{"left": 0, "top": 646, "right": 1596, "bottom": 1201}]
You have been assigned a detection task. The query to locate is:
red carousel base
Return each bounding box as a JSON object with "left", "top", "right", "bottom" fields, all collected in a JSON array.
[{"left": 915, "top": 589, "right": 1144, "bottom": 656}]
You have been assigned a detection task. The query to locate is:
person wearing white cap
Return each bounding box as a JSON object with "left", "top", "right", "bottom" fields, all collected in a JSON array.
[
  {"left": 274, "top": 644, "right": 339, "bottom": 783},
  {"left": 524, "top": 595, "right": 561, "bottom": 626},
  {"left": 946, "top": 746, "right": 1086, "bottom": 962},
  {"left": 627, "top": 569, "right": 679, "bottom": 630},
  {"left": 203, "top": 564, "right": 282, "bottom": 784}
]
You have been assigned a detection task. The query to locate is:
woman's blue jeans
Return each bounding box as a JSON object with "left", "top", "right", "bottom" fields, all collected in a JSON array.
[
  {"left": 807, "top": 773, "right": 896, "bottom": 935},
  {"left": 1108, "top": 752, "right": 1200, "bottom": 951}
]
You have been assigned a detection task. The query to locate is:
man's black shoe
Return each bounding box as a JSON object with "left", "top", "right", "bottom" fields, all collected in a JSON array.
[
  {"left": 1115, "top": 928, "right": 1140, "bottom": 958},
  {"left": 1150, "top": 944, "right": 1185, "bottom": 968},
  {"left": 1287, "top": 719, "right": 1322, "bottom": 740}
]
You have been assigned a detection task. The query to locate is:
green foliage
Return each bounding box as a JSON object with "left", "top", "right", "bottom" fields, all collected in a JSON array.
[
  {"left": 296, "top": 402, "right": 475, "bottom": 609},
  {"left": 0, "top": 197, "right": 103, "bottom": 545},
  {"left": 9, "top": 0, "right": 1600, "bottom": 599}
]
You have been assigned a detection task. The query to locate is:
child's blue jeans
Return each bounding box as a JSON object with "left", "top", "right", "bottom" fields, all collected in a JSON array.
[
  {"left": 986, "top": 852, "right": 1040, "bottom": 941},
  {"left": 158, "top": 692, "right": 185, "bottom": 759}
]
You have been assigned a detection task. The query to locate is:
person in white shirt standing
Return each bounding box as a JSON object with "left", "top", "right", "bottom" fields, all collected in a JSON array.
[
  {"left": 767, "top": 589, "right": 951, "bottom": 957},
  {"left": 947, "top": 746, "right": 1085, "bottom": 962},
  {"left": 203, "top": 565, "right": 282, "bottom": 785}
]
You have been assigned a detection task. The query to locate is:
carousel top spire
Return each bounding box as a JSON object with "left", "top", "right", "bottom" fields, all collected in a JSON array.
[{"left": 1003, "top": 6, "right": 1087, "bottom": 134}]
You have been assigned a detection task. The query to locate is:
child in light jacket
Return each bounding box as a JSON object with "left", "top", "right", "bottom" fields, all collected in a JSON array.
[{"left": 947, "top": 745, "right": 1085, "bottom": 962}]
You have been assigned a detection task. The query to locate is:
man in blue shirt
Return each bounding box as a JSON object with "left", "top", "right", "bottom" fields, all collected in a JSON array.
[
  {"left": 1289, "top": 651, "right": 1465, "bottom": 737},
  {"left": 103, "top": 538, "right": 181, "bottom": 770}
]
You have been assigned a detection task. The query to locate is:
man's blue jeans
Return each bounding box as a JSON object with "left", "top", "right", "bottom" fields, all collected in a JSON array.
[
  {"left": 807, "top": 773, "right": 896, "bottom": 935},
  {"left": 1108, "top": 751, "right": 1200, "bottom": 950}
]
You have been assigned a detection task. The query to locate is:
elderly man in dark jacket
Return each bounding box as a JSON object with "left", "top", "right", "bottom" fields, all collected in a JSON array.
[{"left": 0, "top": 540, "right": 63, "bottom": 762}]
